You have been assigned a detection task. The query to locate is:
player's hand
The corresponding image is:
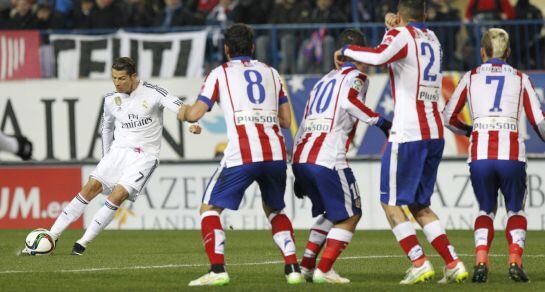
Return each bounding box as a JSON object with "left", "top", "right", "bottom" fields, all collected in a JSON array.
[
  {"left": 385, "top": 12, "right": 400, "bottom": 29},
  {"left": 177, "top": 104, "right": 190, "bottom": 121},
  {"left": 189, "top": 124, "right": 202, "bottom": 135},
  {"left": 15, "top": 135, "right": 33, "bottom": 160},
  {"left": 377, "top": 118, "right": 392, "bottom": 138},
  {"left": 334, "top": 49, "right": 344, "bottom": 69},
  {"left": 293, "top": 180, "right": 306, "bottom": 199}
]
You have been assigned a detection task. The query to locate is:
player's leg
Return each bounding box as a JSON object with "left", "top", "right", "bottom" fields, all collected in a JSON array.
[
  {"left": 412, "top": 139, "right": 467, "bottom": 284},
  {"left": 73, "top": 151, "right": 157, "bottom": 255},
  {"left": 300, "top": 215, "right": 333, "bottom": 278},
  {"left": 498, "top": 161, "right": 529, "bottom": 282},
  {"left": 469, "top": 159, "right": 500, "bottom": 283},
  {"left": 259, "top": 161, "right": 303, "bottom": 284},
  {"left": 49, "top": 178, "right": 103, "bottom": 240},
  {"left": 72, "top": 184, "right": 130, "bottom": 255},
  {"left": 189, "top": 164, "right": 254, "bottom": 286},
  {"left": 50, "top": 151, "right": 120, "bottom": 242},
  {"left": 304, "top": 166, "right": 361, "bottom": 284},
  {"left": 380, "top": 141, "right": 434, "bottom": 284},
  {"left": 292, "top": 164, "right": 332, "bottom": 280}
]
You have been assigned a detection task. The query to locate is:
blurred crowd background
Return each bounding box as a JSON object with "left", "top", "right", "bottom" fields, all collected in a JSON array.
[{"left": 1, "top": 0, "right": 544, "bottom": 74}]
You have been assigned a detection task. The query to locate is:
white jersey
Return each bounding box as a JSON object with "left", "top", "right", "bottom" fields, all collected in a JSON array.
[
  {"left": 101, "top": 80, "right": 182, "bottom": 157},
  {"left": 342, "top": 23, "right": 444, "bottom": 143},
  {"left": 293, "top": 63, "right": 381, "bottom": 169},
  {"left": 443, "top": 59, "right": 545, "bottom": 162},
  {"left": 197, "top": 57, "right": 287, "bottom": 167}
]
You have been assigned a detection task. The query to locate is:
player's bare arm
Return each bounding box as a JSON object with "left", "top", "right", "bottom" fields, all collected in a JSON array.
[
  {"left": 278, "top": 103, "right": 291, "bottom": 129},
  {"left": 176, "top": 103, "right": 205, "bottom": 134},
  {"left": 178, "top": 101, "right": 208, "bottom": 123}
]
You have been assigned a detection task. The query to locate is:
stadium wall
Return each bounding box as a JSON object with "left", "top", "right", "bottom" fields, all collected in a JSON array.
[
  {"left": 1, "top": 73, "right": 544, "bottom": 161},
  {"left": 1, "top": 159, "right": 545, "bottom": 230}
]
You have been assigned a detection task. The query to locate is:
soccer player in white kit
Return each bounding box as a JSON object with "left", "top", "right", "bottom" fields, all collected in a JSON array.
[
  {"left": 0, "top": 132, "right": 32, "bottom": 160},
  {"left": 444, "top": 28, "right": 545, "bottom": 283},
  {"left": 292, "top": 29, "right": 392, "bottom": 284},
  {"left": 335, "top": 0, "right": 468, "bottom": 284},
  {"left": 42, "top": 57, "right": 200, "bottom": 255},
  {"left": 178, "top": 23, "right": 303, "bottom": 286}
]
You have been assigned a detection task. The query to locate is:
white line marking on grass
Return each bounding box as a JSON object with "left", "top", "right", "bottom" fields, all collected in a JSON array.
[{"left": 2, "top": 254, "right": 545, "bottom": 274}]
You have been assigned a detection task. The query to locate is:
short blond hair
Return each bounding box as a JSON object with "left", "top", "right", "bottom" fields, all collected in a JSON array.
[{"left": 481, "top": 28, "right": 510, "bottom": 60}]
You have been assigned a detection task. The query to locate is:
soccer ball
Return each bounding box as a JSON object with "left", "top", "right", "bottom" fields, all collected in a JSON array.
[{"left": 24, "top": 228, "right": 55, "bottom": 256}]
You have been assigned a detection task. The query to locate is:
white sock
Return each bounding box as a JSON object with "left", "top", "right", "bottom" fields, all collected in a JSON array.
[
  {"left": 77, "top": 200, "right": 119, "bottom": 247},
  {"left": 50, "top": 193, "right": 89, "bottom": 239},
  {"left": 0, "top": 132, "right": 18, "bottom": 153},
  {"left": 304, "top": 215, "right": 333, "bottom": 258}
]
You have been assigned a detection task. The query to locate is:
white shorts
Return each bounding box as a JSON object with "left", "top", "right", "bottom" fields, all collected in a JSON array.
[{"left": 90, "top": 148, "right": 158, "bottom": 201}]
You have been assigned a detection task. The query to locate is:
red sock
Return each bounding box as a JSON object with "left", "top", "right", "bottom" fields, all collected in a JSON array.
[
  {"left": 300, "top": 229, "right": 328, "bottom": 270},
  {"left": 317, "top": 228, "right": 353, "bottom": 272},
  {"left": 506, "top": 214, "right": 527, "bottom": 266},
  {"left": 423, "top": 220, "right": 458, "bottom": 268},
  {"left": 393, "top": 222, "right": 426, "bottom": 267},
  {"left": 270, "top": 213, "right": 297, "bottom": 265},
  {"left": 201, "top": 211, "right": 225, "bottom": 265},
  {"left": 474, "top": 214, "right": 494, "bottom": 266}
]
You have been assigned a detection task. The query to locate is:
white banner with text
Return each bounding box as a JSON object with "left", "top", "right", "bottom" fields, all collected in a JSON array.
[{"left": 82, "top": 159, "right": 545, "bottom": 230}]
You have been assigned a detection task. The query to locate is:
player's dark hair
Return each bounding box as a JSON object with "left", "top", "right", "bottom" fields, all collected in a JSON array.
[
  {"left": 398, "top": 0, "right": 426, "bottom": 22},
  {"left": 338, "top": 29, "right": 366, "bottom": 48},
  {"left": 224, "top": 23, "right": 254, "bottom": 58},
  {"left": 112, "top": 57, "right": 137, "bottom": 76}
]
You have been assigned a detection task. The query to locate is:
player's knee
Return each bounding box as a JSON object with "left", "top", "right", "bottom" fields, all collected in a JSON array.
[
  {"left": 199, "top": 203, "right": 223, "bottom": 215},
  {"left": 345, "top": 214, "right": 361, "bottom": 225},
  {"left": 108, "top": 185, "right": 130, "bottom": 206},
  {"left": 507, "top": 210, "right": 526, "bottom": 218},
  {"left": 334, "top": 215, "right": 361, "bottom": 231},
  {"left": 408, "top": 205, "right": 431, "bottom": 219},
  {"left": 478, "top": 210, "right": 496, "bottom": 220},
  {"left": 81, "top": 179, "right": 103, "bottom": 199}
]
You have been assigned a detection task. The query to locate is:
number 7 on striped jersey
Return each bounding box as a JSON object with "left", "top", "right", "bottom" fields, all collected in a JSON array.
[{"left": 486, "top": 75, "right": 505, "bottom": 112}]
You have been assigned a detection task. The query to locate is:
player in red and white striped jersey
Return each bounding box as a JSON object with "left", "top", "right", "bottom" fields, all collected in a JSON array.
[
  {"left": 292, "top": 29, "right": 391, "bottom": 284},
  {"left": 334, "top": 0, "right": 468, "bottom": 284},
  {"left": 178, "top": 24, "right": 304, "bottom": 286},
  {"left": 444, "top": 28, "right": 545, "bottom": 283}
]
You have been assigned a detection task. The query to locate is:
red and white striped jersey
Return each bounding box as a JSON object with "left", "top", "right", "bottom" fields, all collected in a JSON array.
[
  {"left": 443, "top": 59, "right": 545, "bottom": 162},
  {"left": 197, "top": 56, "right": 288, "bottom": 167},
  {"left": 342, "top": 22, "right": 444, "bottom": 143},
  {"left": 292, "top": 63, "right": 382, "bottom": 169}
]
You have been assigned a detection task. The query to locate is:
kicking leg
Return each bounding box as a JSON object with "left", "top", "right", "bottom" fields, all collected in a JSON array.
[{"left": 49, "top": 178, "right": 102, "bottom": 240}]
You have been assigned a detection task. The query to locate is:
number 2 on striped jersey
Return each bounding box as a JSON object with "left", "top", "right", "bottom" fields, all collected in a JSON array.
[
  {"left": 420, "top": 42, "right": 437, "bottom": 82},
  {"left": 486, "top": 75, "right": 505, "bottom": 112}
]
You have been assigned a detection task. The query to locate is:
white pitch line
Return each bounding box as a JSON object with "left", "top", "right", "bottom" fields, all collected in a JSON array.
[{"left": 2, "top": 254, "right": 545, "bottom": 274}]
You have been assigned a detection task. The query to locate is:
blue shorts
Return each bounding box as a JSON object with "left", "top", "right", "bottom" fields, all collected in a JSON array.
[
  {"left": 202, "top": 161, "right": 287, "bottom": 211},
  {"left": 292, "top": 164, "right": 362, "bottom": 222},
  {"left": 470, "top": 160, "right": 527, "bottom": 213},
  {"left": 380, "top": 139, "right": 444, "bottom": 206}
]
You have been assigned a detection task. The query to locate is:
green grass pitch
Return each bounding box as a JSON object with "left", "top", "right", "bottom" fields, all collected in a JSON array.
[{"left": 1, "top": 230, "right": 544, "bottom": 291}]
